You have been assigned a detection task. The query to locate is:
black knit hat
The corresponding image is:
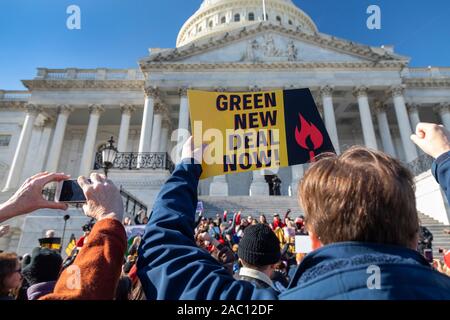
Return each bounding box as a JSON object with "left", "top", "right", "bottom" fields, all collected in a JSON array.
[
  {"left": 238, "top": 224, "right": 281, "bottom": 267},
  {"left": 22, "top": 247, "right": 63, "bottom": 285}
]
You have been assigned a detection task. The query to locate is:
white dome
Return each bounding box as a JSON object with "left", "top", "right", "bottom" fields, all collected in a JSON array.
[{"left": 177, "top": 0, "right": 318, "bottom": 47}]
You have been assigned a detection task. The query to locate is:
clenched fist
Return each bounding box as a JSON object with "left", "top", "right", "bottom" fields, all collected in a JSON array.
[{"left": 411, "top": 123, "right": 450, "bottom": 159}]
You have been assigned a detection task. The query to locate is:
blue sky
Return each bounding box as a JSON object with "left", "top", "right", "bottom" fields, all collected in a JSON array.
[{"left": 0, "top": 0, "right": 449, "bottom": 90}]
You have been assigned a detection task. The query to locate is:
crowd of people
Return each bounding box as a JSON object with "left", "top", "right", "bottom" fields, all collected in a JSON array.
[{"left": 1, "top": 122, "right": 450, "bottom": 300}]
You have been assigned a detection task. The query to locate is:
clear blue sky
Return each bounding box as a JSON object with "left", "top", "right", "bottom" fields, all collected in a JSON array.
[{"left": 0, "top": 0, "right": 449, "bottom": 90}]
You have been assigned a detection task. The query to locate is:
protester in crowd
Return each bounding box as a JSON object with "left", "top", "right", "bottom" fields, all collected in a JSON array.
[
  {"left": 0, "top": 252, "right": 22, "bottom": 300},
  {"left": 270, "top": 213, "right": 284, "bottom": 230},
  {"left": 433, "top": 249, "right": 450, "bottom": 277},
  {"left": 134, "top": 209, "right": 148, "bottom": 225},
  {"left": 418, "top": 225, "right": 434, "bottom": 260},
  {"left": 283, "top": 220, "right": 296, "bottom": 247},
  {"left": 44, "top": 230, "right": 56, "bottom": 238},
  {"left": 137, "top": 129, "right": 450, "bottom": 300},
  {"left": 123, "top": 216, "right": 132, "bottom": 226},
  {"left": 22, "top": 247, "right": 62, "bottom": 300},
  {"left": 259, "top": 214, "right": 268, "bottom": 225},
  {"left": 234, "top": 224, "right": 281, "bottom": 290}
]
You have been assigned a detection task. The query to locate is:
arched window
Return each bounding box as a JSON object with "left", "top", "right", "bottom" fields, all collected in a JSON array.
[
  {"left": 276, "top": 16, "right": 282, "bottom": 23},
  {"left": 221, "top": 16, "right": 226, "bottom": 24},
  {"left": 234, "top": 13, "right": 240, "bottom": 22},
  {"left": 209, "top": 20, "right": 213, "bottom": 28},
  {"left": 198, "top": 25, "right": 202, "bottom": 32},
  {"left": 248, "top": 12, "right": 255, "bottom": 21},
  {"left": 288, "top": 19, "right": 293, "bottom": 25}
]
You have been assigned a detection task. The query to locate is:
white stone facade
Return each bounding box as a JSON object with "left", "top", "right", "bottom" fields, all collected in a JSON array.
[{"left": 1, "top": 0, "right": 450, "bottom": 254}]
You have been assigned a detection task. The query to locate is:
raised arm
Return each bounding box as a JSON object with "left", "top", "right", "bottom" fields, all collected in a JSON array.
[
  {"left": 137, "top": 137, "right": 277, "bottom": 300},
  {"left": 411, "top": 123, "right": 450, "bottom": 200}
]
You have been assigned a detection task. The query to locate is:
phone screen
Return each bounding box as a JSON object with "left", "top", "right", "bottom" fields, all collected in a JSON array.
[
  {"left": 58, "top": 180, "right": 86, "bottom": 203},
  {"left": 424, "top": 249, "right": 433, "bottom": 263}
]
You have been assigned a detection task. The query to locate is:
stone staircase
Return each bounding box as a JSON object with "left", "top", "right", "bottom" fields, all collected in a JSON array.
[
  {"left": 199, "top": 196, "right": 450, "bottom": 258},
  {"left": 418, "top": 212, "right": 450, "bottom": 258},
  {"left": 199, "top": 196, "right": 303, "bottom": 217}
]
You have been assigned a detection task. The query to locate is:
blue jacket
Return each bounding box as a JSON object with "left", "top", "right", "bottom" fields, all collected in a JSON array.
[
  {"left": 138, "top": 158, "right": 450, "bottom": 300},
  {"left": 137, "top": 160, "right": 277, "bottom": 300},
  {"left": 432, "top": 151, "right": 450, "bottom": 202}
]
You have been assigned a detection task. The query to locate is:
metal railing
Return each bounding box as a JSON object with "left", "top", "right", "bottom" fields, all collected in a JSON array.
[
  {"left": 120, "top": 186, "right": 148, "bottom": 218},
  {"left": 403, "top": 67, "right": 450, "bottom": 79},
  {"left": 94, "top": 152, "right": 175, "bottom": 172},
  {"left": 0, "top": 91, "right": 31, "bottom": 101},
  {"left": 36, "top": 68, "right": 145, "bottom": 81}
]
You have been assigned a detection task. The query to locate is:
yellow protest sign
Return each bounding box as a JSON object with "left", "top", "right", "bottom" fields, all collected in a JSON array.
[{"left": 188, "top": 88, "right": 334, "bottom": 179}]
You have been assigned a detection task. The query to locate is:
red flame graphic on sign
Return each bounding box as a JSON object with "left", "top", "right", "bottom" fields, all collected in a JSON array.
[{"left": 295, "top": 114, "right": 324, "bottom": 162}]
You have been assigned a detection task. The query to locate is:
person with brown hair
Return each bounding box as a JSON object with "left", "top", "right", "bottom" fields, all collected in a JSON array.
[
  {"left": 279, "top": 146, "right": 448, "bottom": 299},
  {"left": 137, "top": 133, "right": 450, "bottom": 300},
  {"left": 0, "top": 252, "right": 22, "bottom": 300}
]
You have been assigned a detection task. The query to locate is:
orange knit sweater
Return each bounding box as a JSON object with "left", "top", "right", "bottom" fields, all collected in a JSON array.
[{"left": 40, "top": 218, "right": 127, "bottom": 300}]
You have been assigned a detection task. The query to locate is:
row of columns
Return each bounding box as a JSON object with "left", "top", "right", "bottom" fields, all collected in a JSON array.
[
  {"left": 3, "top": 86, "right": 450, "bottom": 196},
  {"left": 2, "top": 89, "right": 188, "bottom": 190},
  {"left": 317, "top": 85, "right": 419, "bottom": 162}
]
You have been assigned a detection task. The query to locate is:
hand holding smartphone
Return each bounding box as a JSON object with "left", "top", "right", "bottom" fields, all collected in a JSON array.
[{"left": 55, "top": 180, "right": 89, "bottom": 204}]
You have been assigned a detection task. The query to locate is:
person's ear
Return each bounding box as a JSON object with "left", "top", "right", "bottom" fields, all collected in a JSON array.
[{"left": 309, "top": 231, "right": 323, "bottom": 250}]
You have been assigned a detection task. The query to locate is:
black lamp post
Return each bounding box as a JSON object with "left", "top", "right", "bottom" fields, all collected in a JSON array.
[
  {"left": 60, "top": 214, "right": 70, "bottom": 254},
  {"left": 100, "top": 136, "right": 118, "bottom": 178}
]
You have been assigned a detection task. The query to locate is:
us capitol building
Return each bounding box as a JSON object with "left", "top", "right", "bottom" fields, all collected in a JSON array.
[{"left": 1, "top": 0, "right": 449, "bottom": 254}]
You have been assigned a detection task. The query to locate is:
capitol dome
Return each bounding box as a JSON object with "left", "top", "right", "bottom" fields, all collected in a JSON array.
[{"left": 176, "top": 0, "right": 318, "bottom": 47}]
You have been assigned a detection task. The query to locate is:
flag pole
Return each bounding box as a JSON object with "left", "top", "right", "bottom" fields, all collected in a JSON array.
[{"left": 262, "top": 0, "right": 267, "bottom": 21}]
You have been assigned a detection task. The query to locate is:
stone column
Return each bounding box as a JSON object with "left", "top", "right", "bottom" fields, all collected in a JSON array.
[
  {"left": 176, "top": 88, "right": 190, "bottom": 155},
  {"left": 3, "top": 104, "right": 41, "bottom": 191},
  {"left": 250, "top": 169, "right": 269, "bottom": 196},
  {"left": 66, "top": 130, "right": 84, "bottom": 176},
  {"left": 320, "top": 86, "right": 340, "bottom": 154},
  {"left": 390, "top": 86, "right": 418, "bottom": 162},
  {"left": 25, "top": 117, "right": 54, "bottom": 177},
  {"left": 138, "top": 87, "right": 158, "bottom": 153},
  {"left": 38, "top": 119, "right": 54, "bottom": 172},
  {"left": 117, "top": 104, "right": 135, "bottom": 152},
  {"left": 354, "top": 86, "right": 378, "bottom": 150},
  {"left": 435, "top": 103, "right": 450, "bottom": 130},
  {"left": 210, "top": 175, "right": 229, "bottom": 196},
  {"left": 21, "top": 121, "right": 44, "bottom": 181},
  {"left": 374, "top": 101, "right": 396, "bottom": 157},
  {"left": 407, "top": 103, "right": 421, "bottom": 133},
  {"left": 46, "top": 105, "right": 73, "bottom": 172},
  {"left": 290, "top": 164, "right": 304, "bottom": 197},
  {"left": 150, "top": 103, "right": 167, "bottom": 153},
  {"left": 78, "top": 105, "right": 104, "bottom": 176},
  {"left": 209, "top": 87, "right": 229, "bottom": 196},
  {"left": 159, "top": 118, "right": 171, "bottom": 153}
]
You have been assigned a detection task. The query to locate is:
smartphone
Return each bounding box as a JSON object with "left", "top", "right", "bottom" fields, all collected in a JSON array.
[
  {"left": 55, "top": 180, "right": 87, "bottom": 204},
  {"left": 423, "top": 249, "right": 433, "bottom": 263}
]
